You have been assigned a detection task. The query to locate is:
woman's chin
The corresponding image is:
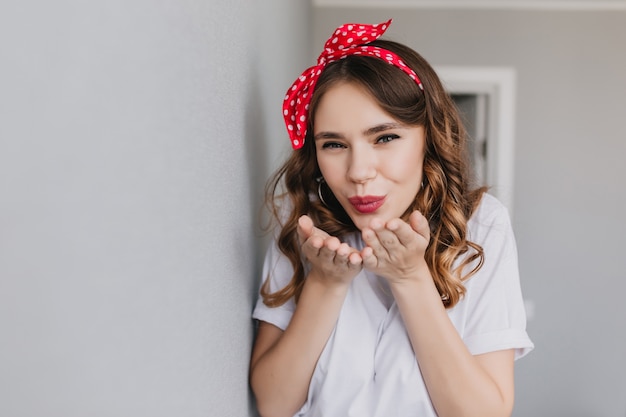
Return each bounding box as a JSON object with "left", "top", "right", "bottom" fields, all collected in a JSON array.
[{"left": 349, "top": 213, "right": 384, "bottom": 231}]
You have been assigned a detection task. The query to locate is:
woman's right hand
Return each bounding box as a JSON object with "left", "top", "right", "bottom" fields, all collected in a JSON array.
[
  {"left": 251, "top": 216, "right": 362, "bottom": 417},
  {"left": 297, "top": 215, "right": 363, "bottom": 286}
]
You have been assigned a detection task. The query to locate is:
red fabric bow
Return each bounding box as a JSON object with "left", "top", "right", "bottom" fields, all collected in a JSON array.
[{"left": 282, "top": 19, "right": 423, "bottom": 150}]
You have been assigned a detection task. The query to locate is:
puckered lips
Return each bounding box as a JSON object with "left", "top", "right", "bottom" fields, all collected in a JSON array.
[{"left": 347, "top": 195, "right": 386, "bottom": 214}]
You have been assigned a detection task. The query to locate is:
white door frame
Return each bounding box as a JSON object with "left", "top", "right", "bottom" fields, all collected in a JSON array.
[{"left": 435, "top": 66, "right": 517, "bottom": 216}]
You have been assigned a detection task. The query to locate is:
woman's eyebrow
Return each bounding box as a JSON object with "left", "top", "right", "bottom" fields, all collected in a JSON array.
[
  {"left": 313, "top": 131, "right": 344, "bottom": 141},
  {"left": 363, "top": 122, "right": 405, "bottom": 136},
  {"left": 314, "top": 123, "right": 405, "bottom": 141}
]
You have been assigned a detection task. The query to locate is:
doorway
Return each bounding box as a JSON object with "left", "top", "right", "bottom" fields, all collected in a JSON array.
[{"left": 437, "top": 66, "right": 517, "bottom": 216}]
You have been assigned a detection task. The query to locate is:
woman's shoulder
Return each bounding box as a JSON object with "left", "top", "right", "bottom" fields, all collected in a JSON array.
[
  {"left": 471, "top": 192, "right": 510, "bottom": 223},
  {"left": 467, "top": 192, "right": 513, "bottom": 239}
]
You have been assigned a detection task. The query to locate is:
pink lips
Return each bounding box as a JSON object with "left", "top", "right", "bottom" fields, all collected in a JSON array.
[{"left": 347, "top": 195, "right": 386, "bottom": 214}]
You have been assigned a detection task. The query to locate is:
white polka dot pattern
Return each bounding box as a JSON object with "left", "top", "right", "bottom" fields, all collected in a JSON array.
[{"left": 282, "top": 19, "right": 424, "bottom": 150}]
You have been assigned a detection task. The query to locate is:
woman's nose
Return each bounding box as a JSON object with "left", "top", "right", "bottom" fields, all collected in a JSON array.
[{"left": 347, "top": 146, "right": 376, "bottom": 183}]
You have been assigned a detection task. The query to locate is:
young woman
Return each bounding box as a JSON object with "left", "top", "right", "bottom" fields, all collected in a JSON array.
[{"left": 250, "top": 19, "right": 533, "bottom": 417}]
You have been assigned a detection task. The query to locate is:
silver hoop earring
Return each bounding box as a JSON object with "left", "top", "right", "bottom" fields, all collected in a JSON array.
[{"left": 316, "top": 176, "right": 329, "bottom": 207}]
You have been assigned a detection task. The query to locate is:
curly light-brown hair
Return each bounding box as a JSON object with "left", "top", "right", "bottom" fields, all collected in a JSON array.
[{"left": 261, "top": 39, "right": 487, "bottom": 309}]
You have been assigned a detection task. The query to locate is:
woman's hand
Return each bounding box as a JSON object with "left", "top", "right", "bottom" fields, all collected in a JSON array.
[
  {"left": 297, "top": 215, "right": 363, "bottom": 286},
  {"left": 360, "top": 210, "right": 431, "bottom": 283},
  {"left": 252, "top": 217, "right": 363, "bottom": 417}
]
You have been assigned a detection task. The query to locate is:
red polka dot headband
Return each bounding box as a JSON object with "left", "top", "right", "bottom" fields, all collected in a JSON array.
[{"left": 283, "top": 19, "right": 424, "bottom": 150}]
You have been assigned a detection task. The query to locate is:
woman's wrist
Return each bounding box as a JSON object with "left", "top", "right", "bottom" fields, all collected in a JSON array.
[
  {"left": 305, "top": 269, "right": 352, "bottom": 296},
  {"left": 387, "top": 266, "right": 438, "bottom": 300},
  {"left": 384, "top": 259, "right": 431, "bottom": 285}
]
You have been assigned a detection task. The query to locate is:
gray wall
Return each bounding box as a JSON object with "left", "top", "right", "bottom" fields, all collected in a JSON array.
[
  {"left": 0, "top": 0, "right": 309, "bottom": 416},
  {"left": 313, "top": 8, "right": 626, "bottom": 417}
]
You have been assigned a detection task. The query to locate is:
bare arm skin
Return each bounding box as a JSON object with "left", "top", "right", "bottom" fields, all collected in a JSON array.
[
  {"left": 249, "top": 215, "right": 362, "bottom": 417},
  {"left": 361, "top": 211, "right": 515, "bottom": 417}
]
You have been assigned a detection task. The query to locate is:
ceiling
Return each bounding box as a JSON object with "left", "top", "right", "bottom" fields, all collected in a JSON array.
[{"left": 312, "top": 0, "right": 626, "bottom": 10}]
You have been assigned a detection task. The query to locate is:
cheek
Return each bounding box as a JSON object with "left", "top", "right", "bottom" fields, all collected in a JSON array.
[
  {"left": 317, "top": 155, "right": 343, "bottom": 183},
  {"left": 385, "top": 153, "right": 424, "bottom": 182}
]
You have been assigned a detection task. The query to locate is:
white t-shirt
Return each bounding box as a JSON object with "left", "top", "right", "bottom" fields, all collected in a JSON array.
[{"left": 252, "top": 193, "right": 534, "bottom": 417}]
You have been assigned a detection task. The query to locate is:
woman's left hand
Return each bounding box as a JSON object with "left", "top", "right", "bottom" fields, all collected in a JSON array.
[{"left": 360, "top": 210, "right": 431, "bottom": 283}]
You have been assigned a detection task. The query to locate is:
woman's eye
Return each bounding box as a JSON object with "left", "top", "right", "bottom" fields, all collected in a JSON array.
[
  {"left": 321, "top": 141, "right": 345, "bottom": 149},
  {"left": 376, "top": 134, "right": 400, "bottom": 144}
]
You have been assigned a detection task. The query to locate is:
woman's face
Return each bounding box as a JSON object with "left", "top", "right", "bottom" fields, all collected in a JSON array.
[{"left": 313, "top": 82, "right": 426, "bottom": 231}]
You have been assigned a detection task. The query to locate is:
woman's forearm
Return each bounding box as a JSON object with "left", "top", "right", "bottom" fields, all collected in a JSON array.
[
  {"left": 391, "top": 278, "right": 514, "bottom": 417},
  {"left": 250, "top": 276, "right": 349, "bottom": 417}
]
